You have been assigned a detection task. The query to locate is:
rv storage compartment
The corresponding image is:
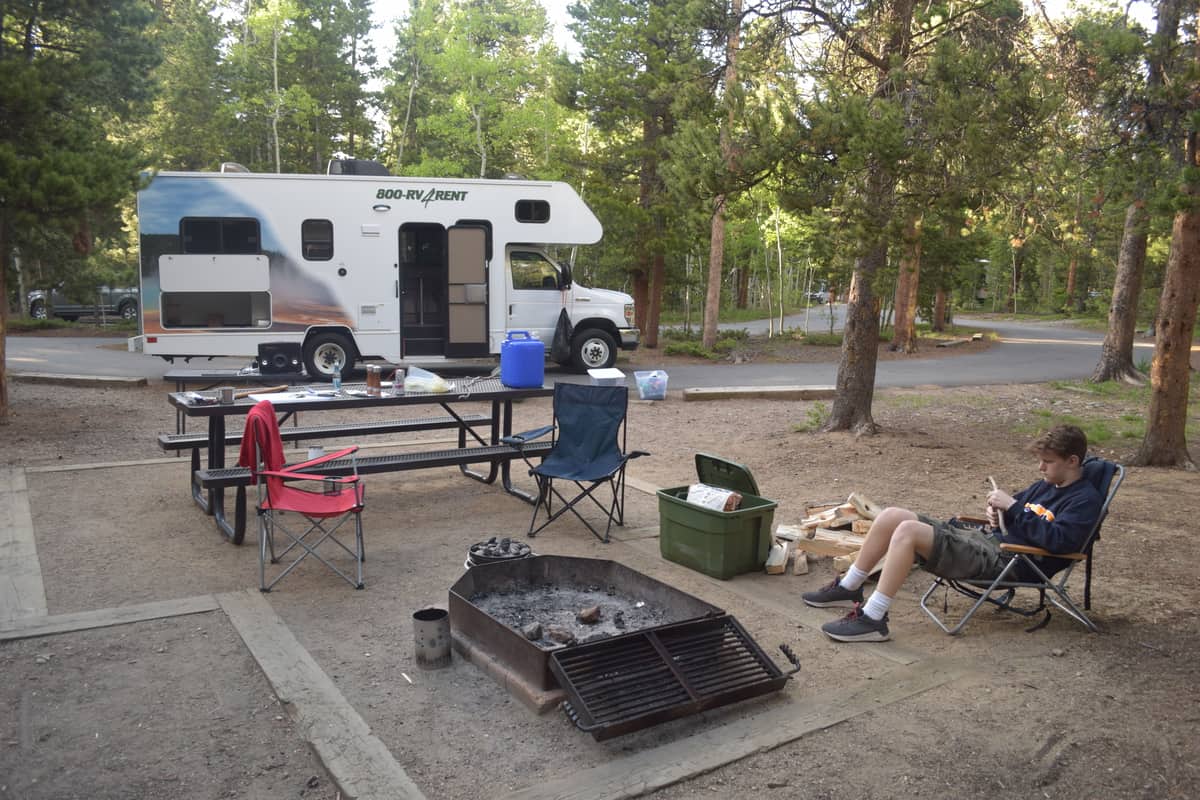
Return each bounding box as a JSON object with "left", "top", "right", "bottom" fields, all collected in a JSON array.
[
  {"left": 657, "top": 453, "right": 778, "bottom": 580},
  {"left": 500, "top": 331, "right": 544, "bottom": 388}
]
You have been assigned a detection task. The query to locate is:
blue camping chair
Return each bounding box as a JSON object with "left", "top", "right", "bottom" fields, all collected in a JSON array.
[
  {"left": 920, "top": 457, "right": 1124, "bottom": 634},
  {"left": 503, "top": 383, "right": 649, "bottom": 542}
]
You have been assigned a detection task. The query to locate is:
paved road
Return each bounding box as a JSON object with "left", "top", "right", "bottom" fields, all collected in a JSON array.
[{"left": 6, "top": 317, "right": 1155, "bottom": 389}]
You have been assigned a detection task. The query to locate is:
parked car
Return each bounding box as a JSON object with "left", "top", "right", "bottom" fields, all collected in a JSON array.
[
  {"left": 28, "top": 285, "right": 139, "bottom": 321},
  {"left": 808, "top": 287, "right": 830, "bottom": 304}
]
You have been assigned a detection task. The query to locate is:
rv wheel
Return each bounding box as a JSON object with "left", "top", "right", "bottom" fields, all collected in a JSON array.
[
  {"left": 569, "top": 328, "right": 617, "bottom": 372},
  {"left": 304, "top": 332, "right": 357, "bottom": 381}
]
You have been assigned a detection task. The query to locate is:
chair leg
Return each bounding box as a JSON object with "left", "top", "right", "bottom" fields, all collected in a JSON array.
[
  {"left": 260, "top": 512, "right": 365, "bottom": 592},
  {"left": 919, "top": 558, "right": 1023, "bottom": 635},
  {"left": 528, "top": 477, "right": 620, "bottom": 543}
]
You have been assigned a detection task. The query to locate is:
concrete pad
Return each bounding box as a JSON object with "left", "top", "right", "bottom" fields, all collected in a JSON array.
[
  {"left": 499, "top": 656, "right": 974, "bottom": 800},
  {"left": 683, "top": 385, "right": 835, "bottom": 401},
  {"left": 8, "top": 371, "right": 148, "bottom": 388},
  {"left": 220, "top": 589, "right": 427, "bottom": 800},
  {"left": 0, "top": 468, "right": 47, "bottom": 621},
  {"left": 0, "top": 594, "right": 219, "bottom": 642}
]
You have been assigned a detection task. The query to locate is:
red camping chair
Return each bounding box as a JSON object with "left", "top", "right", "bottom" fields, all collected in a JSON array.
[{"left": 238, "top": 400, "right": 366, "bottom": 592}]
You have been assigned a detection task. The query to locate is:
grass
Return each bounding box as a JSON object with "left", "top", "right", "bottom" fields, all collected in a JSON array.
[
  {"left": 791, "top": 402, "right": 829, "bottom": 432},
  {"left": 1019, "top": 374, "right": 1200, "bottom": 445}
]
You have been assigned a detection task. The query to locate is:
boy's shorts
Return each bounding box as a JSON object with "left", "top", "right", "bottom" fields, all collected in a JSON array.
[{"left": 915, "top": 514, "right": 1009, "bottom": 581}]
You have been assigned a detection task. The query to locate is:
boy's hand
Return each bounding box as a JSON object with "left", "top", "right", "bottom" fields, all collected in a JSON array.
[
  {"left": 985, "top": 505, "right": 1000, "bottom": 527},
  {"left": 987, "top": 489, "right": 1016, "bottom": 512}
]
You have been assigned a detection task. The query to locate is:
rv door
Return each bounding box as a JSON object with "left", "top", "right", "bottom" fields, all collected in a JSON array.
[
  {"left": 506, "top": 248, "right": 563, "bottom": 350},
  {"left": 446, "top": 225, "right": 488, "bottom": 358}
]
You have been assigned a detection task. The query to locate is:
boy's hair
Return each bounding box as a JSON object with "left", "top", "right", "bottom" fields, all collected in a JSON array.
[{"left": 1031, "top": 424, "right": 1088, "bottom": 463}]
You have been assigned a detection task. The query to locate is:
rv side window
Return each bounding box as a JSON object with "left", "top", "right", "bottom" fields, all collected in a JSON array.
[
  {"left": 180, "top": 217, "right": 260, "bottom": 254},
  {"left": 510, "top": 251, "right": 560, "bottom": 290},
  {"left": 302, "top": 219, "right": 333, "bottom": 260},
  {"left": 514, "top": 200, "right": 550, "bottom": 223}
]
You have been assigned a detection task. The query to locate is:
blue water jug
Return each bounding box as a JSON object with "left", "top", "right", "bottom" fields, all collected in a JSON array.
[{"left": 500, "top": 331, "right": 545, "bottom": 388}]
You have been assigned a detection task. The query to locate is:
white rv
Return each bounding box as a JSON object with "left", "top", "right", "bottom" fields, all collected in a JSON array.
[{"left": 129, "top": 164, "right": 638, "bottom": 377}]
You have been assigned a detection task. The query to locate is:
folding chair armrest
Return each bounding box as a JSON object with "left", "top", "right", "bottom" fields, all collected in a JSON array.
[
  {"left": 955, "top": 515, "right": 990, "bottom": 526},
  {"left": 501, "top": 425, "right": 554, "bottom": 447},
  {"left": 295, "top": 445, "right": 359, "bottom": 470},
  {"left": 260, "top": 470, "right": 361, "bottom": 486},
  {"left": 999, "top": 543, "right": 1086, "bottom": 560}
]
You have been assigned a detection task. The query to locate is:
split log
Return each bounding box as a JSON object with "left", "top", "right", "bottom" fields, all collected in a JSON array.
[
  {"left": 852, "top": 518, "right": 873, "bottom": 534},
  {"left": 846, "top": 492, "right": 883, "bottom": 520}
]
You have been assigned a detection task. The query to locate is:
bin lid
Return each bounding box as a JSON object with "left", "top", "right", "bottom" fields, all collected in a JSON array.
[{"left": 694, "top": 453, "right": 761, "bottom": 495}]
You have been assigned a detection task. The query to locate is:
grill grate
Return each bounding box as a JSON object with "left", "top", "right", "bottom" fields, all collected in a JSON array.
[{"left": 549, "top": 614, "right": 790, "bottom": 740}]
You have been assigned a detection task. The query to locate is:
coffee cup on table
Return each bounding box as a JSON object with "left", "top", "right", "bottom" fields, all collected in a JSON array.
[{"left": 219, "top": 386, "right": 235, "bottom": 404}]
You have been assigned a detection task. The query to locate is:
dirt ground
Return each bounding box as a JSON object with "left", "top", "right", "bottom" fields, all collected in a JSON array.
[{"left": 2, "top": 333, "right": 1199, "bottom": 800}]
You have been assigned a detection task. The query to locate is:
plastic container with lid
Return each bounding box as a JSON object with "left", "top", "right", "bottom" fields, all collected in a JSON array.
[
  {"left": 500, "top": 330, "right": 545, "bottom": 388},
  {"left": 657, "top": 453, "right": 778, "bottom": 579}
]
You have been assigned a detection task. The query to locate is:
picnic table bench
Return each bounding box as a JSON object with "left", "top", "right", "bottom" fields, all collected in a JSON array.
[
  {"left": 195, "top": 440, "right": 554, "bottom": 543},
  {"left": 159, "top": 413, "right": 493, "bottom": 473},
  {"left": 167, "top": 378, "right": 556, "bottom": 544}
]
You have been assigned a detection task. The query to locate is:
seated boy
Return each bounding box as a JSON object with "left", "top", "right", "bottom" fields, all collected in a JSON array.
[{"left": 802, "top": 424, "right": 1102, "bottom": 642}]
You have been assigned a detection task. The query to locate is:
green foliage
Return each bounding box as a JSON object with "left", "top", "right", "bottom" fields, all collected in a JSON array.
[
  {"left": 802, "top": 332, "right": 843, "bottom": 347},
  {"left": 1, "top": 0, "right": 160, "bottom": 318},
  {"left": 791, "top": 402, "right": 829, "bottom": 433}
]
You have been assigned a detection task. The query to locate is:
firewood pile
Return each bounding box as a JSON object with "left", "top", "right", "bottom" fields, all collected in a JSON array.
[{"left": 767, "top": 492, "right": 884, "bottom": 575}]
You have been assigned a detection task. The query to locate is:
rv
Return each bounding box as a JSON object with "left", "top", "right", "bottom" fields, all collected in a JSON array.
[{"left": 129, "top": 165, "right": 638, "bottom": 378}]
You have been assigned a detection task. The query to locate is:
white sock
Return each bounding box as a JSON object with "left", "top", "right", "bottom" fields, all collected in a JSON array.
[
  {"left": 839, "top": 564, "right": 870, "bottom": 591},
  {"left": 863, "top": 591, "right": 893, "bottom": 621}
]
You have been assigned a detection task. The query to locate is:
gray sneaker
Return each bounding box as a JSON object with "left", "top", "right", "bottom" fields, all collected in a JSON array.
[
  {"left": 821, "top": 604, "right": 890, "bottom": 642},
  {"left": 802, "top": 577, "right": 864, "bottom": 608}
]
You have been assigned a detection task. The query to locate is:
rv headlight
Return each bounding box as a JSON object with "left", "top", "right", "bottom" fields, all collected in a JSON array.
[{"left": 624, "top": 303, "right": 635, "bottom": 325}]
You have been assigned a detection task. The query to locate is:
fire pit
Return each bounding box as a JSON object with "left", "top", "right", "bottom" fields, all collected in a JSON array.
[{"left": 449, "top": 555, "right": 799, "bottom": 737}]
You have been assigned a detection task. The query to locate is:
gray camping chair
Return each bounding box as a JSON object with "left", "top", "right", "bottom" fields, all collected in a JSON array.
[{"left": 920, "top": 457, "right": 1124, "bottom": 635}]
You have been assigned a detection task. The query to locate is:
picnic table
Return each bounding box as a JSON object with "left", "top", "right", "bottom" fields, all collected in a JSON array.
[
  {"left": 166, "top": 378, "right": 556, "bottom": 544},
  {"left": 163, "top": 368, "right": 308, "bottom": 434}
]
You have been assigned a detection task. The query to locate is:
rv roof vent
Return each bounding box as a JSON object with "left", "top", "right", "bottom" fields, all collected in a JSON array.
[
  {"left": 327, "top": 159, "right": 390, "bottom": 176},
  {"left": 220, "top": 161, "right": 251, "bottom": 173}
]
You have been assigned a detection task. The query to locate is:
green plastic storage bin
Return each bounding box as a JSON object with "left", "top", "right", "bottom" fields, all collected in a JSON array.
[{"left": 657, "top": 453, "right": 778, "bottom": 580}]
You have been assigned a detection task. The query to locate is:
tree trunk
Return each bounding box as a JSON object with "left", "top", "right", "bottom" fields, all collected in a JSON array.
[
  {"left": 827, "top": 237, "right": 886, "bottom": 434},
  {"left": 701, "top": 0, "right": 742, "bottom": 349},
  {"left": 1132, "top": 206, "right": 1200, "bottom": 467},
  {"left": 1132, "top": 136, "right": 1200, "bottom": 468},
  {"left": 636, "top": 117, "right": 658, "bottom": 344},
  {"left": 890, "top": 212, "right": 922, "bottom": 353},
  {"left": 1065, "top": 253, "right": 1078, "bottom": 309},
  {"left": 631, "top": 270, "right": 650, "bottom": 334},
  {"left": 824, "top": 0, "right": 913, "bottom": 433},
  {"left": 1009, "top": 245, "right": 1024, "bottom": 313},
  {"left": 0, "top": 217, "right": 10, "bottom": 423},
  {"left": 703, "top": 197, "right": 725, "bottom": 348},
  {"left": 933, "top": 287, "right": 947, "bottom": 331},
  {"left": 646, "top": 252, "right": 666, "bottom": 348},
  {"left": 1091, "top": 200, "right": 1148, "bottom": 384}
]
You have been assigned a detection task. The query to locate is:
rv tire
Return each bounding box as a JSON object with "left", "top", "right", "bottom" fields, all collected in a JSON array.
[
  {"left": 569, "top": 328, "right": 617, "bottom": 372},
  {"left": 304, "top": 332, "right": 357, "bottom": 381}
]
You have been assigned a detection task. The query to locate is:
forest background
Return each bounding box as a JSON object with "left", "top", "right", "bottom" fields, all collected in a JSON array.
[{"left": 0, "top": 0, "right": 1197, "bottom": 464}]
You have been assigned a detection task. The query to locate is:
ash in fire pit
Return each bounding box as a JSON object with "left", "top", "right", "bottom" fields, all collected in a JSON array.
[{"left": 470, "top": 584, "right": 674, "bottom": 648}]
